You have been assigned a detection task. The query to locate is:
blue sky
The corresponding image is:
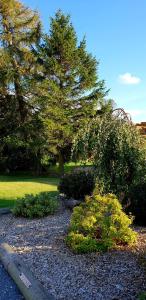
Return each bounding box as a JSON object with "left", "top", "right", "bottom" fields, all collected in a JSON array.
[{"left": 23, "top": 0, "right": 146, "bottom": 123}]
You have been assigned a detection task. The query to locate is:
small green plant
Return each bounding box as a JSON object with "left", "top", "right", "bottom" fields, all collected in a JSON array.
[
  {"left": 58, "top": 169, "right": 95, "bottom": 200},
  {"left": 66, "top": 192, "right": 137, "bottom": 253},
  {"left": 12, "top": 192, "right": 59, "bottom": 218},
  {"left": 138, "top": 291, "right": 146, "bottom": 300}
]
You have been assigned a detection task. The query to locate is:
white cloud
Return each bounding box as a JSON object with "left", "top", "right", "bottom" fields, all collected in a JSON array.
[
  {"left": 126, "top": 109, "right": 143, "bottom": 117},
  {"left": 118, "top": 73, "right": 141, "bottom": 85}
]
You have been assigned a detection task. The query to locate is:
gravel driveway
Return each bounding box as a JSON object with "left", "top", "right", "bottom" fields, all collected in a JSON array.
[{"left": 0, "top": 211, "right": 146, "bottom": 300}]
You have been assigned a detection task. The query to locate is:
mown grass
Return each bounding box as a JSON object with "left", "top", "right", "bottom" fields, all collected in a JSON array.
[
  {"left": 0, "top": 176, "right": 59, "bottom": 208},
  {"left": 48, "top": 161, "right": 92, "bottom": 176},
  {"left": 0, "top": 162, "right": 92, "bottom": 208}
]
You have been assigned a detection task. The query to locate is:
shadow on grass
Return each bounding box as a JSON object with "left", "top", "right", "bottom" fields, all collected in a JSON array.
[
  {"left": 0, "top": 175, "right": 59, "bottom": 186},
  {"left": 0, "top": 199, "right": 15, "bottom": 208}
]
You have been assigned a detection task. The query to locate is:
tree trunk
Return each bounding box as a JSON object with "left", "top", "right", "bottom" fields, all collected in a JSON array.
[
  {"left": 58, "top": 151, "right": 64, "bottom": 176},
  {"left": 35, "top": 150, "right": 42, "bottom": 176},
  {"left": 14, "top": 74, "right": 26, "bottom": 123}
]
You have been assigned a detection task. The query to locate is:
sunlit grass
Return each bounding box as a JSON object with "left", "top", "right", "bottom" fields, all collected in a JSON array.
[
  {"left": 0, "top": 176, "right": 59, "bottom": 208},
  {"left": 48, "top": 161, "right": 93, "bottom": 175}
]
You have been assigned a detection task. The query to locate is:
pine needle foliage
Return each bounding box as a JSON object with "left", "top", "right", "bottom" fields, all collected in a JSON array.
[{"left": 37, "top": 10, "right": 108, "bottom": 172}]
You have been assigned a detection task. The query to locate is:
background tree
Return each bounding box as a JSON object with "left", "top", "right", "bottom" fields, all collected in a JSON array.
[
  {"left": 37, "top": 10, "right": 108, "bottom": 173},
  {"left": 0, "top": 0, "right": 44, "bottom": 173}
]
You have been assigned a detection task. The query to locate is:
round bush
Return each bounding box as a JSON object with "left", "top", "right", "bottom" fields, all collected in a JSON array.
[
  {"left": 12, "top": 192, "right": 59, "bottom": 218},
  {"left": 66, "top": 193, "right": 137, "bottom": 253},
  {"left": 127, "top": 182, "right": 146, "bottom": 225},
  {"left": 58, "top": 169, "right": 95, "bottom": 200}
]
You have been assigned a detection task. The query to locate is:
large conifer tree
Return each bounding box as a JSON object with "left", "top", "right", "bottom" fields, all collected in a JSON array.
[
  {"left": 38, "top": 10, "right": 108, "bottom": 173},
  {"left": 0, "top": 0, "right": 41, "bottom": 123},
  {"left": 0, "top": 5, "right": 111, "bottom": 174},
  {"left": 0, "top": 0, "right": 43, "bottom": 173}
]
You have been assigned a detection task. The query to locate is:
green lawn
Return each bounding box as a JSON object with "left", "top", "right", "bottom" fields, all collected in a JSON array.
[
  {"left": 48, "top": 161, "right": 93, "bottom": 175},
  {"left": 0, "top": 176, "right": 59, "bottom": 208}
]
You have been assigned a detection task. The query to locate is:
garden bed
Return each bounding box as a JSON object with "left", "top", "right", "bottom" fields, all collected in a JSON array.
[{"left": 0, "top": 211, "right": 146, "bottom": 300}]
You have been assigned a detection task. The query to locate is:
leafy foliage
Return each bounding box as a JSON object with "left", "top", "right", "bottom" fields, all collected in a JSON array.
[
  {"left": 138, "top": 292, "right": 146, "bottom": 300},
  {"left": 13, "top": 192, "right": 59, "bottom": 218},
  {"left": 58, "top": 169, "right": 95, "bottom": 199},
  {"left": 74, "top": 113, "right": 146, "bottom": 196},
  {"left": 66, "top": 192, "right": 137, "bottom": 253}
]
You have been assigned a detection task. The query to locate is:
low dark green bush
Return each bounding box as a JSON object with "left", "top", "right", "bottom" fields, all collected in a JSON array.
[
  {"left": 66, "top": 192, "right": 137, "bottom": 253},
  {"left": 58, "top": 169, "right": 95, "bottom": 200},
  {"left": 127, "top": 182, "right": 146, "bottom": 225},
  {"left": 138, "top": 291, "right": 146, "bottom": 300},
  {"left": 13, "top": 192, "right": 59, "bottom": 218}
]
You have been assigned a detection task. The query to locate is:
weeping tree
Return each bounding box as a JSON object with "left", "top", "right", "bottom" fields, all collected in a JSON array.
[
  {"left": 0, "top": 0, "right": 45, "bottom": 173},
  {"left": 36, "top": 10, "right": 108, "bottom": 174},
  {"left": 74, "top": 113, "right": 146, "bottom": 197}
]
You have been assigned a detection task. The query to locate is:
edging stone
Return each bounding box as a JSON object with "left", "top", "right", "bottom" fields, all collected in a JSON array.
[
  {"left": 0, "top": 208, "right": 11, "bottom": 215},
  {"left": 0, "top": 243, "right": 55, "bottom": 300}
]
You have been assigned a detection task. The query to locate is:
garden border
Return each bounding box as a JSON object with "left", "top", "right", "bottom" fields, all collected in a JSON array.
[{"left": 0, "top": 243, "right": 55, "bottom": 300}]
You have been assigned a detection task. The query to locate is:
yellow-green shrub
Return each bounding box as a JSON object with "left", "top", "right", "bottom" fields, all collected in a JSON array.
[{"left": 66, "top": 193, "right": 137, "bottom": 253}]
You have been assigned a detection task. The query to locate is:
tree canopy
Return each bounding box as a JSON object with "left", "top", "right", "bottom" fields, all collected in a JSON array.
[
  {"left": 0, "top": 1, "right": 111, "bottom": 174},
  {"left": 36, "top": 10, "right": 108, "bottom": 173},
  {"left": 0, "top": 0, "right": 44, "bottom": 173}
]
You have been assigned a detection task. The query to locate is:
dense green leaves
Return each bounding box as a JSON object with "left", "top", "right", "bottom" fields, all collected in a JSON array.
[
  {"left": 126, "top": 181, "right": 146, "bottom": 225},
  {"left": 0, "top": 0, "right": 44, "bottom": 173},
  {"left": 0, "top": 4, "right": 109, "bottom": 174},
  {"left": 0, "top": 0, "right": 41, "bottom": 123},
  {"left": 36, "top": 10, "right": 108, "bottom": 173},
  {"left": 74, "top": 113, "right": 146, "bottom": 196},
  {"left": 13, "top": 192, "right": 59, "bottom": 218},
  {"left": 66, "top": 193, "right": 137, "bottom": 253},
  {"left": 58, "top": 169, "right": 95, "bottom": 199}
]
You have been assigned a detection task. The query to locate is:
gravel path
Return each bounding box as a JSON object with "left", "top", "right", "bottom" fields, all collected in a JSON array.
[
  {"left": 0, "top": 211, "right": 146, "bottom": 300},
  {"left": 0, "top": 262, "right": 23, "bottom": 300},
  {"left": 0, "top": 214, "right": 24, "bottom": 300}
]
